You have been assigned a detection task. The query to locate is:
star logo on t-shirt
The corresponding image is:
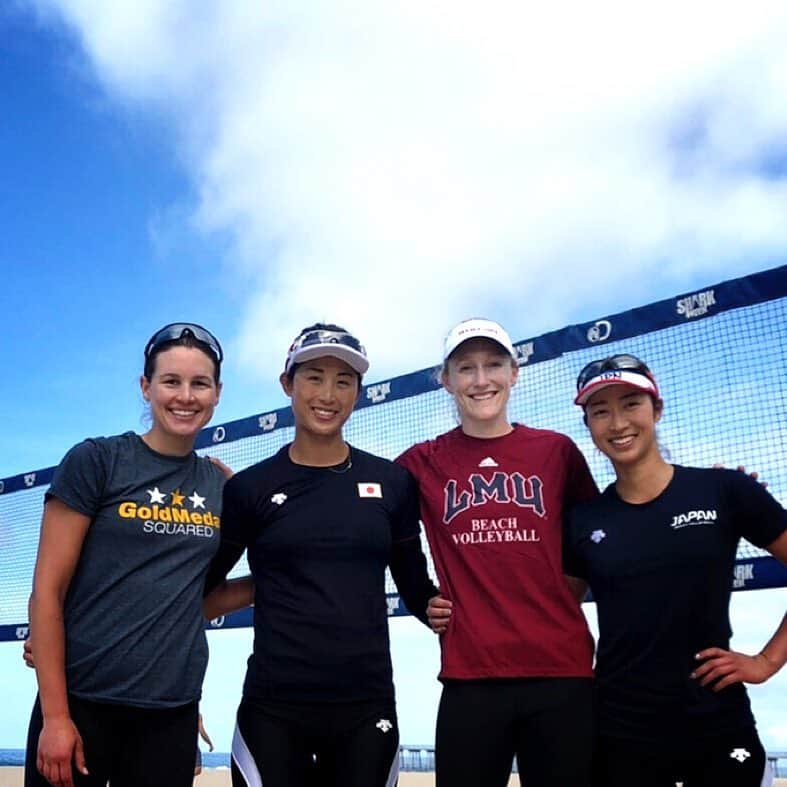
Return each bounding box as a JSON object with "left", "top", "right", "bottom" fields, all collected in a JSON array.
[
  {"left": 171, "top": 490, "right": 185, "bottom": 506},
  {"left": 271, "top": 492, "right": 288, "bottom": 506},
  {"left": 188, "top": 491, "right": 206, "bottom": 509},
  {"left": 146, "top": 487, "right": 166, "bottom": 504}
]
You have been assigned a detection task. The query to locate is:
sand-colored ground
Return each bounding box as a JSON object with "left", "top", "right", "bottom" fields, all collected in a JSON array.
[
  {"left": 2, "top": 769, "right": 785, "bottom": 786},
  {"left": 187, "top": 774, "right": 468, "bottom": 787},
  {"left": 0, "top": 769, "right": 503, "bottom": 786}
]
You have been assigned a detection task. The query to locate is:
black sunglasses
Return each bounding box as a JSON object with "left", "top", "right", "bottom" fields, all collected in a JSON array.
[
  {"left": 293, "top": 329, "right": 365, "bottom": 354},
  {"left": 576, "top": 354, "right": 651, "bottom": 391},
  {"left": 285, "top": 329, "right": 367, "bottom": 374},
  {"left": 144, "top": 323, "right": 224, "bottom": 363}
]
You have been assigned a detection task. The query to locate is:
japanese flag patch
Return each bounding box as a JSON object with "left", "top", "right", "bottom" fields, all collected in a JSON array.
[{"left": 358, "top": 482, "right": 382, "bottom": 498}]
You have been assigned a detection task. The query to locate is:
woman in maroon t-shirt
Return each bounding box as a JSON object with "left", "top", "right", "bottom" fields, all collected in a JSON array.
[{"left": 397, "top": 318, "right": 598, "bottom": 787}]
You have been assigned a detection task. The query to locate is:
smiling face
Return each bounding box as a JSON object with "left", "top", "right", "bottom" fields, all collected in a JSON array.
[
  {"left": 442, "top": 338, "right": 518, "bottom": 437},
  {"left": 140, "top": 345, "right": 221, "bottom": 454},
  {"left": 585, "top": 385, "right": 663, "bottom": 470},
  {"left": 280, "top": 355, "right": 359, "bottom": 441}
]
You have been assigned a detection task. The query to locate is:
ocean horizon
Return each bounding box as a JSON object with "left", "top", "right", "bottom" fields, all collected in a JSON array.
[{"left": 0, "top": 750, "right": 231, "bottom": 769}]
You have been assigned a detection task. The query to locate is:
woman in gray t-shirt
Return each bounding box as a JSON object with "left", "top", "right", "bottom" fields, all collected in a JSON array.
[{"left": 26, "top": 323, "right": 248, "bottom": 787}]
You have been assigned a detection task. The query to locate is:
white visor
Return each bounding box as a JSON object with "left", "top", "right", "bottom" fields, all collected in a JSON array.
[
  {"left": 443, "top": 318, "right": 515, "bottom": 360},
  {"left": 575, "top": 370, "right": 659, "bottom": 406}
]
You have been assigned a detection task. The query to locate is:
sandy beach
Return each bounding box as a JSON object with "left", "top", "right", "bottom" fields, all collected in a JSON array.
[
  {"left": 1, "top": 769, "right": 785, "bottom": 787},
  {"left": 0, "top": 769, "right": 465, "bottom": 786},
  {"left": 0, "top": 769, "right": 500, "bottom": 786}
]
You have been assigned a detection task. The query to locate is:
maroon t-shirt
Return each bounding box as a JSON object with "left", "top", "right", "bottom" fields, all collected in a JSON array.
[{"left": 397, "top": 424, "right": 598, "bottom": 680}]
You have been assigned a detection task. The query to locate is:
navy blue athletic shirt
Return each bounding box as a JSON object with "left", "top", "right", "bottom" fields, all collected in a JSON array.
[
  {"left": 205, "top": 444, "right": 437, "bottom": 704},
  {"left": 564, "top": 465, "right": 787, "bottom": 744}
]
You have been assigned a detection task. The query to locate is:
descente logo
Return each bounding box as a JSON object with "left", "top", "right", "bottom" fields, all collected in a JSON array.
[{"left": 670, "top": 509, "right": 717, "bottom": 529}]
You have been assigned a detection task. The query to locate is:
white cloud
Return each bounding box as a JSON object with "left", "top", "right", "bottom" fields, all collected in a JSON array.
[{"left": 29, "top": 0, "right": 787, "bottom": 383}]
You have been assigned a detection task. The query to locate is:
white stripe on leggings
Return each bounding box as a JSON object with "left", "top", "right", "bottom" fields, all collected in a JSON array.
[
  {"left": 231, "top": 722, "right": 263, "bottom": 787},
  {"left": 230, "top": 718, "right": 400, "bottom": 787},
  {"left": 760, "top": 758, "right": 774, "bottom": 787},
  {"left": 384, "top": 747, "right": 400, "bottom": 787}
]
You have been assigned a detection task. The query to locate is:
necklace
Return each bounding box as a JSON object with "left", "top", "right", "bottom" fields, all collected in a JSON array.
[{"left": 327, "top": 451, "right": 353, "bottom": 474}]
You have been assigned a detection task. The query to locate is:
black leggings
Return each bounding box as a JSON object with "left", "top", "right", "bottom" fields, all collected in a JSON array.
[
  {"left": 593, "top": 728, "right": 769, "bottom": 787},
  {"left": 25, "top": 694, "right": 198, "bottom": 787},
  {"left": 435, "top": 677, "right": 595, "bottom": 787},
  {"left": 231, "top": 696, "right": 400, "bottom": 787}
]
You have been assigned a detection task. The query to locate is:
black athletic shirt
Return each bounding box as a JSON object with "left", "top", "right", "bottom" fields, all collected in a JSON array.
[
  {"left": 205, "top": 444, "right": 437, "bottom": 704},
  {"left": 564, "top": 465, "right": 787, "bottom": 744}
]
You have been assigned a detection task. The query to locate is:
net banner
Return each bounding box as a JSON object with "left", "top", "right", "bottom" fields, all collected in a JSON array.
[{"left": 2, "top": 265, "right": 787, "bottom": 641}]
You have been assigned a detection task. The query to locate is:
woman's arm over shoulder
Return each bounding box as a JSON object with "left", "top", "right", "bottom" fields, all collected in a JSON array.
[
  {"left": 394, "top": 440, "right": 429, "bottom": 480},
  {"left": 562, "top": 503, "right": 591, "bottom": 599},
  {"left": 390, "top": 535, "right": 439, "bottom": 626},
  {"left": 206, "top": 455, "right": 234, "bottom": 480},
  {"left": 388, "top": 465, "right": 439, "bottom": 626},
  {"left": 203, "top": 471, "right": 253, "bottom": 594},
  {"left": 766, "top": 528, "right": 787, "bottom": 563},
  {"left": 563, "top": 575, "right": 589, "bottom": 604},
  {"left": 723, "top": 467, "right": 787, "bottom": 548},
  {"left": 203, "top": 575, "right": 254, "bottom": 619},
  {"left": 561, "top": 435, "right": 599, "bottom": 507}
]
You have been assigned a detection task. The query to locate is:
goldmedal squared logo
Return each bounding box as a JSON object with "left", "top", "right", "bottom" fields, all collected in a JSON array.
[{"left": 117, "top": 486, "right": 220, "bottom": 537}]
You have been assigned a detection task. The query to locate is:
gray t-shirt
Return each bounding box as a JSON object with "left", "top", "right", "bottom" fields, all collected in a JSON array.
[{"left": 46, "top": 432, "right": 224, "bottom": 708}]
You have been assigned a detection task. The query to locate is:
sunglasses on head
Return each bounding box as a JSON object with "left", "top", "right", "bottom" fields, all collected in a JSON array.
[
  {"left": 144, "top": 323, "right": 224, "bottom": 363},
  {"left": 285, "top": 328, "right": 367, "bottom": 375},
  {"left": 289, "top": 329, "right": 366, "bottom": 356},
  {"left": 576, "top": 354, "right": 652, "bottom": 391}
]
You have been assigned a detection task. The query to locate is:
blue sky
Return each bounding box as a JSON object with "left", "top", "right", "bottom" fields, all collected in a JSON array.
[{"left": 2, "top": 0, "right": 787, "bottom": 753}]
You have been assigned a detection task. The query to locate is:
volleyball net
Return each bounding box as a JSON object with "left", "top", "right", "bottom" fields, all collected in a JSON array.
[{"left": 2, "top": 265, "right": 786, "bottom": 641}]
